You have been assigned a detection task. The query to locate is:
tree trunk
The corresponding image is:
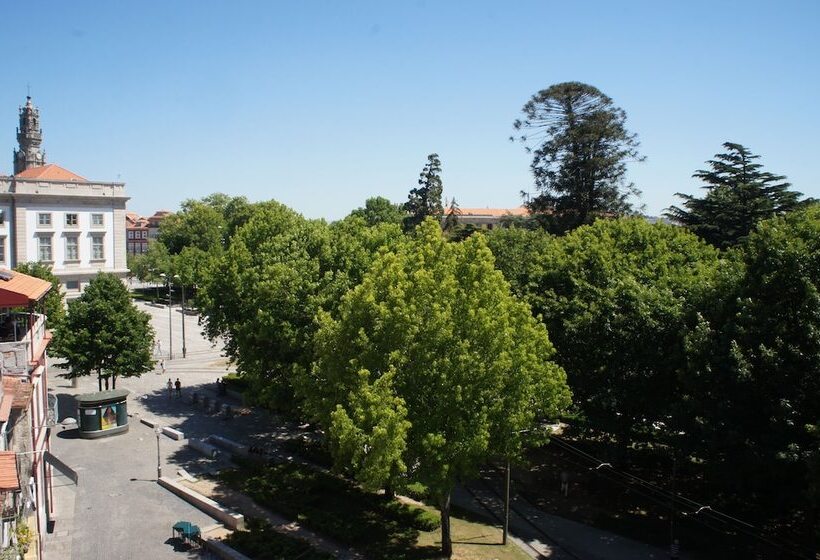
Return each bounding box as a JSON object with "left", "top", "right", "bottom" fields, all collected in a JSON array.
[
  {"left": 440, "top": 490, "right": 453, "bottom": 557},
  {"left": 97, "top": 371, "right": 102, "bottom": 392},
  {"left": 104, "top": 376, "right": 109, "bottom": 390},
  {"left": 112, "top": 375, "right": 117, "bottom": 390}
]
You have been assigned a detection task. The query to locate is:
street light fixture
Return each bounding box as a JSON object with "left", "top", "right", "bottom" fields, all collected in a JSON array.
[
  {"left": 159, "top": 273, "right": 173, "bottom": 360},
  {"left": 154, "top": 426, "right": 163, "bottom": 479},
  {"left": 174, "top": 275, "right": 187, "bottom": 358}
]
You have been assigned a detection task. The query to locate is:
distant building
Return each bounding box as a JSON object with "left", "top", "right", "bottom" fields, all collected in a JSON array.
[
  {"left": 146, "top": 210, "right": 172, "bottom": 242},
  {"left": 0, "top": 97, "right": 129, "bottom": 295},
  {"left": 446, "top": 206, "right": 530, "bottom": 230},
  {"left": 125, "top": 212, "right": 150, "bottom": 255}
]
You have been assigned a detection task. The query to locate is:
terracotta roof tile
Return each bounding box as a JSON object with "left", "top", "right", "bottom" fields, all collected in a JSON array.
[
  {"left": 15, "top": 164, "right": 87, "bottom": 182},
  {"left": 0, "top": 269, "right": 51, "bottom": 307},
  {"left": 0, "top": 451, "right": 19, "bottom": 491},
  {"left": 0, "top": 394, "right": 11, "bottom": 423},
  {"left": 2, "top": 378, "right": 32, "bottom": 409},
  {"left": 458, "top": 206, "right": 529, "bottom": 218}
]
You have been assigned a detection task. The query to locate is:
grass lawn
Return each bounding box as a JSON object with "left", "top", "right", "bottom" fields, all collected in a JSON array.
[{"left": 414, "top": 509, "right": 532, "bottom": 560}]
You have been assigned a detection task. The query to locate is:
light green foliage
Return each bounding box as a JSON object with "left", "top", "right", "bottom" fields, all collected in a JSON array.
[
  {"left": 304, "top": 219, "right": 570, "bottom": 555},
  {"left": 13, "top": 262, "right": 65, "bottom": 331},
  {"left": 53, "top": 273, "right": 154, "bottom": 390},
  {"left": 491, "top": 218, "right": 720, "bottom": 444},
  {"left": 158, "top": 201, "right": 225, "bottom": 255},
  {"left": 129, "top": 242, "right": 171, "bottom": 283},
  {"left": 198, "top": 204, "right": 404, "bottom": 410},
  {"left": 348, "top": 196, "right": 405, "bottom": 227}
]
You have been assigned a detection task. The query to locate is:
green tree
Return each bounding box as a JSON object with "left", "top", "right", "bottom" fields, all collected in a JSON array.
[
  {"left": 13, "top": 262, "right": 65, "bottom": 331},
  {"left": 349, "top": 196, "right": 405, "bottom": 227},
  {"left": 53, "top": 273, "right": 154, "bottom": 391},
  {"left": 442, "top": 198, "right": 460, "bottom": 233},
  {"left": 666, "top": 142, "right": 805, "bottom": 249},
  {"left": 513, "top": 82, "right": 642, "bottom": 233},
  {"left": 490, "top": 218, "right": 720, "bottom": 446},
  {"left": 403, "top": 153, "right": 444, "bottom": 232},
  {"left": 303, "top": 220, "right": 571, "bottom": 557},
  {"left": 680, "top": 205, "right": 820, "bottom": 533},
  {"left": 158, "top": 202, "right": 225, "bottom": 255}
]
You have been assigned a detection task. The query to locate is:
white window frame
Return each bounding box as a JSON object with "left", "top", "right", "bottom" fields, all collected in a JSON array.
[
  {"left": 65, "top": 235, "right": 79, "bottom": 262},
  {"left": 37, "top": 235, "right": 53, "bottom": 263},
  {"left": 0, "top": 237, "right": 5, "bottom": 263},
  {"left": 91, "top": 213, "right": 104, "bottom": 227},
  {"left": 91, "top": 234, "right": 105, "bottom": 261},
  {"left": 65, "top": 213, "right": 79, "bottom": 227},
  {"left": 37, "top": 213, "right": 52, "bottom": 227}
]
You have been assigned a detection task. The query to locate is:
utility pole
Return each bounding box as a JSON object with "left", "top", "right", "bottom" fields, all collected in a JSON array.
[
  {"left": 503, "top": 458, "right": 511, "bottom": 545},
  {"left": 175, "top": 275, "right": 187, "bottom": 358}
]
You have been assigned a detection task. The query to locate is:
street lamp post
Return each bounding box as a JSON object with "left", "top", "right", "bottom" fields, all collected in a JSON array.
[
  {"left": 174, "top": 275, "right": 187, "bottom": 358},
  {"left": 154, "top": 426, "right": 162, "bottom": 479},
  {"left": 503, "top": 457, "right": 511, "bottom": 545},
  {"left": 160, "top": 273, "right": 173, "bottom": 360}
]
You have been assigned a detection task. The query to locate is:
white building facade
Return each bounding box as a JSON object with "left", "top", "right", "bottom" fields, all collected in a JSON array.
[{"left": 0, "top": 97, "right": 128, "bottom": 294}]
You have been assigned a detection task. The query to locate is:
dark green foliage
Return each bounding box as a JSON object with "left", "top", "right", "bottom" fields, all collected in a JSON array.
[
  {"left": 666, "top": 142, "right": 806, "bottom": 249},
  {"left": 513, "top": 82, "right": 642, "bottom": 233},
  {"left": 219, "top": 461, "right": 440, "bottom": 559},
  {"left": 349, "top": 196, "right": 405, "bottom": 226},
  {"left": 53, "top": 273, "right": 154, "bottom": 391},
  {"left": 442, "top": 198, "right": 460, "bottom": 233},
  {"left": 225, "top": 518, "right": 333, "bottom": 560},
  {"left": 680, "top": 205, "right": 820, "bottom": 532},
  {"left": 403, "top": 153, "right": 444, "bottom": 232},
  {"left": 13, "top": 262, "right": 64, "bottom": 331}
]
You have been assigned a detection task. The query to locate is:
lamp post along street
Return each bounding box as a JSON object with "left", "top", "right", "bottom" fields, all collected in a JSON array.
[
  {"left": 503, "top": 458, "right": 511, "bottom": 545},
  {"left": 160, "top": 273, "right": 173, "bottom": 360},
  {"left": 155, "top": 427, "right": 162, "bottom": 479},
  {"left": 175, "top": 275, "right": 187, "bottom": 358}
]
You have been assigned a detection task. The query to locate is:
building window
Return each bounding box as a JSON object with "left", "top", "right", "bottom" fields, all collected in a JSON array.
[
  {"left": 38, "top": 213, "right": 52, "bottom": 227},
  {"left": 0, "top": 210, "right": 5, "bottom": 225},
  {"left": 38, "top": 236, "right": 53, "bottom": 262},
  {"left": 65, "top": 236, "right": 79, "bottom": 261},
  {"left": 127, "top": 242, "right": 134, "bottom": 253},
  {"left": 65, "top": 213, "right": 78, "bottom": 227},
  {"left": 141, "top": 230, "right": 147, "bottom": 239},
  {"left": 91, "top": 213, "right": 104, "bottom": 227},
  {"left": 127, "top": 230, "right": 134, "bottom": 239},
  {"left": 0, "top": 237, "right": 5, "bottom": 262},
  {"left": 91, "top": 235, "right": 105, "bottom": 260},
  {"left": 65, "top": 280, "right": 79, "bottom": 290}
]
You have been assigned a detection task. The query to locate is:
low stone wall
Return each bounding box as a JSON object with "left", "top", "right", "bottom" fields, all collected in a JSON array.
[{"left": 157, "top": 477, "right": 245, "bottom": 530}]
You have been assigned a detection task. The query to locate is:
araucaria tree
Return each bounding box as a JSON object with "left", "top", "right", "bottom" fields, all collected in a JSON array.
[
  {"left": 403, "top": 153, "right": 444, "bottom": 232},
  {"left": 53, "top": 273, "right": 154, "bottom": 391},
  {"left": 302, "top": 219, "right": 571, "bottom": 557},
  {"left": 665, "top": 142, "right": 805, "bottom": 249},
  {"left": 513, "top": 82, "right": 642, "bottom": 233}
]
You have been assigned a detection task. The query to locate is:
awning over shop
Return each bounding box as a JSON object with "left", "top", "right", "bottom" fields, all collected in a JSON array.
[{"left": 0, "top": 451, "right": 19, "bottom": 491}]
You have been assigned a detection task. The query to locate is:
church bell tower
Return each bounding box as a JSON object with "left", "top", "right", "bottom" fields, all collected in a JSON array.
[{"left": 13, "top": 96, "right": 46, "bottom": 174}]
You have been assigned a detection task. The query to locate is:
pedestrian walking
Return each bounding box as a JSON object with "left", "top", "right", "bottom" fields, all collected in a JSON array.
[
  {"left": 560, "top": 470, "right": 570, "bottom": 497},
  {"left": 159, "top": 358, "right": 166, "bottom": 375},
  {"left": 175, "top": 378, "right": 182, "bottom": 398},
  {"left": 166, "top": 378, "right": 173, "bottom": 399}
]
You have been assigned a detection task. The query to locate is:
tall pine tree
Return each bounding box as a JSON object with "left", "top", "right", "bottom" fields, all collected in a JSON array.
[
  {"left": 403, "top": 153, "right": 444, "bottom": 232},
  {"left": 666, "top": 142, "right": 806, "bottom": 249}
]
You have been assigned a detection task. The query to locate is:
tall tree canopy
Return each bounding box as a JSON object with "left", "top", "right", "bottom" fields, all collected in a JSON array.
[
  {"left": 488, "top": 218, "right": 720, "bottom": 446},
  {"left": 665, "top": 142, "right": 805, "bottom": 249},
  {"left": 403, "top": 153, "right": 444, "bottom": 232},
  {"left": 513, "top": 82, "right": 642, "bottom": 233},
  {"left": 348, "top": 196, "right": 405, "bottom": 227},
  {"left": 302, "top": 219, "right": 571, "bottom": 557},
  {"left": 53, "top": 273, "right": 154, "bottom": 391}
]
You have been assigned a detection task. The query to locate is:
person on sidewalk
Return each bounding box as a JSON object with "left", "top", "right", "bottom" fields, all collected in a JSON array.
[
  {"left": 159, "top": 358, "right": 166, "bottom": 375},
  {"left": 166, "top": 378, "right": 173, "bottom": 398},
  {"left": 175, "top": 378, "right": 182, "bottom": 398}
]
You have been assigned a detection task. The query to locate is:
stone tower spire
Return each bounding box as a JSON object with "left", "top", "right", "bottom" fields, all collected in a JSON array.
[{"left": 13, "top": 96, "right": 46, "bottom": 174}]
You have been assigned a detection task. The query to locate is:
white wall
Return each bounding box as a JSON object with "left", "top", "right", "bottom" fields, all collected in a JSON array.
[
  {"left": 23, "top": 204, "right": 116, "bottom": 272},
  {"left": 0, "top": 203, "right": 12, "bottom": 269}
]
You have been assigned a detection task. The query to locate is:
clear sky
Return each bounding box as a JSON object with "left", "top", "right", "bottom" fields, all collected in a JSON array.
[{"left": 1, "top": 1, "right": 818, "bottom": 220}]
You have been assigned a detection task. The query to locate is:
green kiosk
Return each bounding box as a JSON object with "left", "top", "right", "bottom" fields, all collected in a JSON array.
[{"left": 77, "top": 389, "right": 130, "bottom": 438}]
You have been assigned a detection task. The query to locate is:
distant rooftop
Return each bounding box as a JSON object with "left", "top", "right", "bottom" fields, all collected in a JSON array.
[{"left": 457, "top": 206, "right": 529, "bottom": 217}]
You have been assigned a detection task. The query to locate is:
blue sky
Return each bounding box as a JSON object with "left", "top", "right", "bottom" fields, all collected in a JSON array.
[{"left": 1, "top": 1, "right": 818, "bottom": 220}]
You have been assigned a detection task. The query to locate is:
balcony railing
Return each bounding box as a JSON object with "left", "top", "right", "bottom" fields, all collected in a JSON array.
[{"left": 0, "top": 313, "right": 47, "bottom": 375}]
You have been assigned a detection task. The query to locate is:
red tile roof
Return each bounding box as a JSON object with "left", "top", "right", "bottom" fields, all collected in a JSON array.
[
  {"left": 458, "top": 206, "right": 529, "bottom": 217},
  {"left": 0, "top": 394, "right": 12, "bottom": 423},
  {"left": 0, "top": 270, "right": 51, "bottom": 307},
  {"left": 2, "top": 378, "right": 32, "bottom": 409},
  {"left": 15, "top": 164, "right": 87, "bottom": 182},
  {"left": 0, "top": 452, "right": 20, "bottom": 491}
]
